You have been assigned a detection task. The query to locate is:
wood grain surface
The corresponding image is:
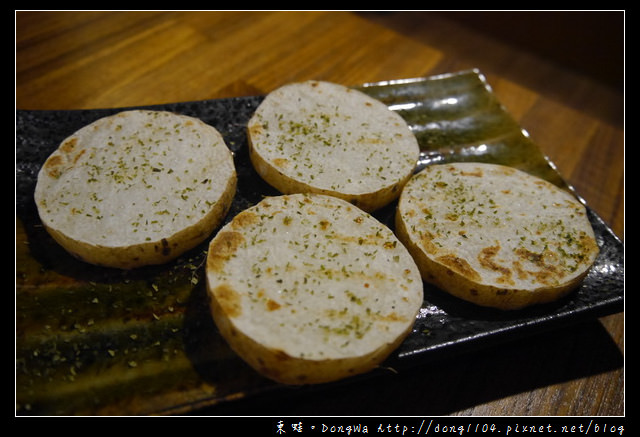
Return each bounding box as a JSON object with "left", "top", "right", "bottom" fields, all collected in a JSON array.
[{"left": 15, "top": 10, "right": 624, "bottom": 417}]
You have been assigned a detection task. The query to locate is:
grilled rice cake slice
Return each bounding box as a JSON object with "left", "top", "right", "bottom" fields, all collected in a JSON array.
[
  {"left": 206, "top": 193, "right": 423, "bottom": 384},
  {"left": 395, "top": 162, "right": 599, "bottom": 310},
  {"left": 247, "top": 80, "right": 420, "bottom": 212},
  {"left": 34, "top": 110, "right": 237, "bottom": 269}
]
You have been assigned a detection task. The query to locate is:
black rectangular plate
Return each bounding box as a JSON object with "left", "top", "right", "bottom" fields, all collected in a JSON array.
[{"left": 15, "top": 70, "right": 624, "bottom": 415}]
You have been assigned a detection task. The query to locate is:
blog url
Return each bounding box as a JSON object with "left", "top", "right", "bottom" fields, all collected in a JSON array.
[{"left": 275, "top": 419, "right": 625, "bottom": 435}]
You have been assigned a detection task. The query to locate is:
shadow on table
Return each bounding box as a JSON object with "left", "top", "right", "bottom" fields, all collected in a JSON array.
[{"left": 189, "top": 313, "right": 623, "bottom": 416}]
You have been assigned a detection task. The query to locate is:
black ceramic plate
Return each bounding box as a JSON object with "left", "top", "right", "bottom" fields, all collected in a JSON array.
[{"left": 15, "top": 70, "right": 624, "bottom": 415}]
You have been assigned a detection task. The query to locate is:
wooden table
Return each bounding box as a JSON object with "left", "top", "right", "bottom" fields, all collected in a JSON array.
[{"left": 16, "top": 10, "right": 624, "bottom": 418}]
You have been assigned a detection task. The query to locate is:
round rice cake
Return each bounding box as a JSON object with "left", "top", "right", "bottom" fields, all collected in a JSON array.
[
  {"left": 34, "top": 110, "right": 237, "bottom": 269},
  {"left": 206, "top": 193, "right": 423, "bottom": 384},
  {"left": 395, "top": 162, "right": 599, "bottom": 310},
  {"left": 247, "top": 80, "right": 420, "bottom": 212}
]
